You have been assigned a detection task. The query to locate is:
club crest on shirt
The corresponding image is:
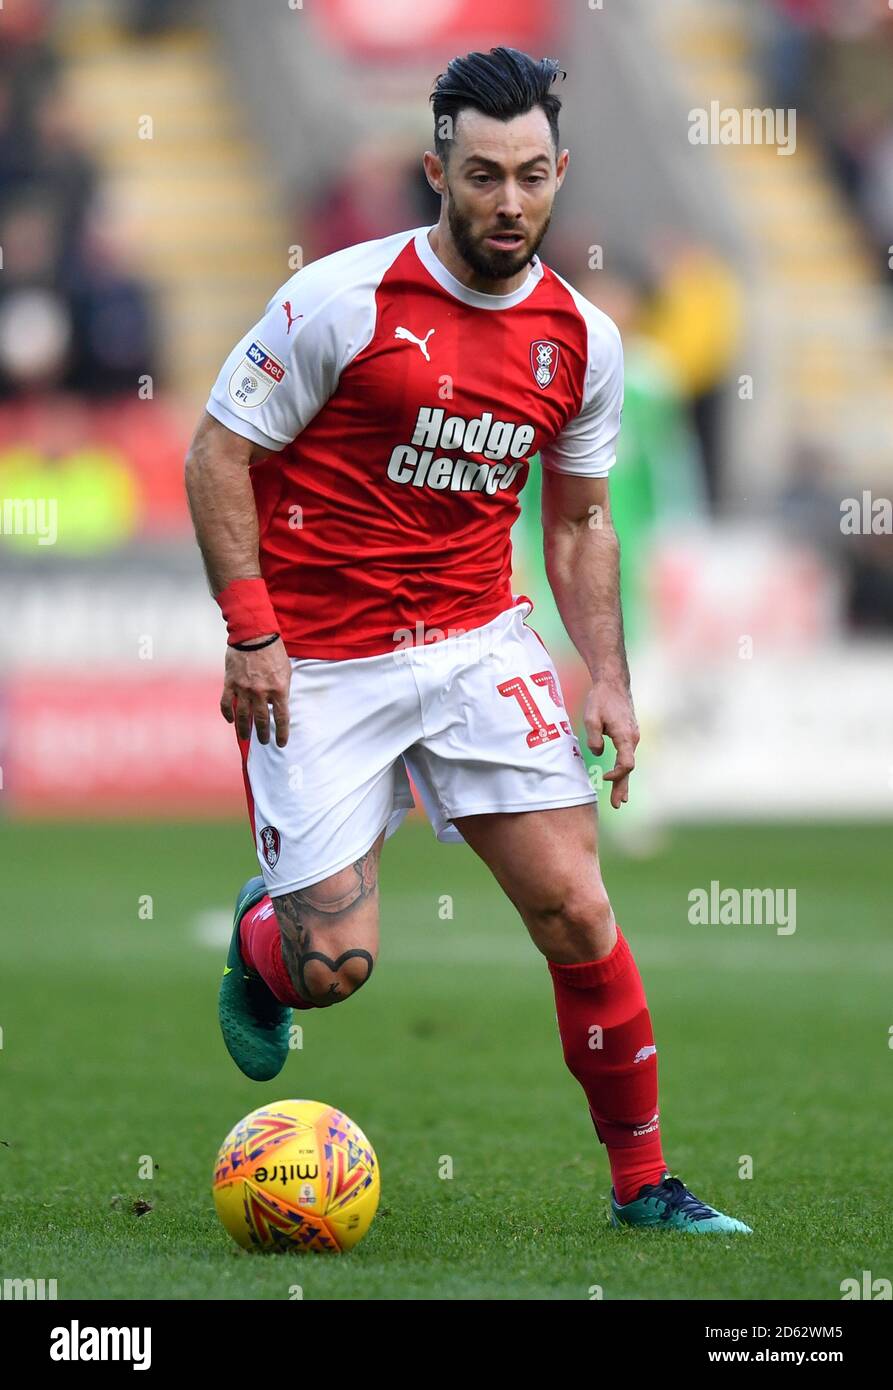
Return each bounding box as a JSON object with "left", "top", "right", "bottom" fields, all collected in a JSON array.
[
  {"left": 530, "top": 339, "right": 560, "bottom": 389},
  {"left": 228, "top": 340, "right": 286, "bottom": 408},
  {"left": 259, "top": 825, "right": 281, "bottom": 868}
]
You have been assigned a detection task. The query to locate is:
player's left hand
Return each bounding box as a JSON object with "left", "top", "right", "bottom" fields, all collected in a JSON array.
[{"left": 583, "top": 681, "right": 639, "bottom": 809}]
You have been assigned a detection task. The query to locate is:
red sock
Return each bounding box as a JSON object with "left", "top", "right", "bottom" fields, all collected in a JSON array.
[
  {"left": 549, "top": 926, "right": 666, "bottom": 1205},
  {"left": 239, "top": 896, "right": 315, "bottom": 1009}
]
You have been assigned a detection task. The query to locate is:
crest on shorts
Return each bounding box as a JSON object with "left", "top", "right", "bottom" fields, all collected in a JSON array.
[
  {"left": 530, "top": 339, "right": 560, "bottom": 389},
  {"left": 259, "top": 825, "right": 281, "bottom": 868}
]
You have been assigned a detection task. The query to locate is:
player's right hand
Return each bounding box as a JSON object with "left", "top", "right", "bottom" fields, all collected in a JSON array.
[{"left": 220, "top": 636, "right": 292, "bottom": 747}]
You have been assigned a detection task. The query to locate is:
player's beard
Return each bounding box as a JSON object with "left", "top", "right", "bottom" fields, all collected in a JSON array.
[{"left": 447, "top": 194, "right": 552, "bottom": 282}]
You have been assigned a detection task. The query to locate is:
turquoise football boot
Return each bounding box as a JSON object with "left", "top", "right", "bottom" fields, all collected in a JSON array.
[
  {"left": 611, "top": 1173, "right": 752, "bottom": 1234},
  {"left": 218, "top": 875, "right": 292, "bottom": 1082}
]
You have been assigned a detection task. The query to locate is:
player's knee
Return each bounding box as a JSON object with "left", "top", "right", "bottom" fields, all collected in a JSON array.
[
  {"left": 528, "top": 880, "right": 614, "bottom": 959},
  {"left": 570, "top": 885, "right": 613, "bottom": 937},
  {"left": 298, "top": 945, "right": 376, "bottom": 1007}
]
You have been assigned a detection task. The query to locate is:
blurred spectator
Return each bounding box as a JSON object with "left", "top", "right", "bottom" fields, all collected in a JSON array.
[
  {"left": 777, "top": 439, "right": 850, "bottom": 551},
  {"left": 0, "top": 194, "right": 71, "bottom": 397},
  {"left": 0, "top": 34, "right": 156, "bottom": 400},
  {"left": 0, "top": 0, "right": 55, "bottom": 46},
  {"left": 26, "top": 78, "right": 98, "bottom": 274},
  {"left": 126, "top": 0, "right": 199, "bottom": 36},
  {"left": 762, "top": 0, "right": 825, "bottom": 114},
  {"left": 65, "top": 192, "right": 157, "bottom": 398},
  {"left": 641, "top": 240, "right": 743, "bottom": 510},
  {"left": 564, "top": 269, "right": 707, "bottom": 646},
  {"left": 406, "top": 158, "right": 442, "bottom": 226},
  {"left": 762, "top": 0, "right": 893, "bottom": 286},
  {"left": 847, "top": 523, "right": 893, "bottom": 632},
  {"left": 305, "top": 139, "right": 432, "bottom": 258},
  {"left": 778, "top": 443, "right": 893, "bottom": 631},
  {"left": 0, "top": 72, "right": 35, "bottom": 193}
]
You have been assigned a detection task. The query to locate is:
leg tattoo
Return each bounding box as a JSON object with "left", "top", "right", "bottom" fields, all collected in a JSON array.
[{"left": 272, "top": 846, "right": 378, "bottom": 1005}]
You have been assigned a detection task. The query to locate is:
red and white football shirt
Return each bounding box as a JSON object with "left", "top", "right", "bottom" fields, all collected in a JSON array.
[{"left": 206, "top": 225, "right": 624, "bottom": 659}]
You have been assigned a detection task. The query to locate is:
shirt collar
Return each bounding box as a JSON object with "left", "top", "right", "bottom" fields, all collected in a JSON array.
[{"left": 413, "top": 225, "right": 542, "bottom": 310}]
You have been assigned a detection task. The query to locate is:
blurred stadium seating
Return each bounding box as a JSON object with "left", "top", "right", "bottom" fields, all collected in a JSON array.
[{"left": 1, "top": 0, "right": 891, "bottom": 824}]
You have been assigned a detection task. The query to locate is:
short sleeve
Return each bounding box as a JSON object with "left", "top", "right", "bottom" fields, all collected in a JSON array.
[
  {"left": 204, "top": 243, "right": 383, "bottom": 451},
  {"left": 540, "top": 314, "right": 624, "bottom": 478}
]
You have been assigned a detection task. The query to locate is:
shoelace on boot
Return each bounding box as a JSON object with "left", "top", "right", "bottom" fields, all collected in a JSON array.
[{"left": 645, "top": 1176, "right": 719, "bottom": 1222}]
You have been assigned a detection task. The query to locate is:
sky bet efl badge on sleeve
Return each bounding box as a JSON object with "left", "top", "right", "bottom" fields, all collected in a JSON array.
[{"left": 228, "top": 340, "right": 286, "bottom": 408}]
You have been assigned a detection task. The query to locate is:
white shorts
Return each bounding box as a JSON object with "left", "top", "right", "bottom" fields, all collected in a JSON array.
[{"left": 240, "top": 600, "right": 597, "bottom": 894}]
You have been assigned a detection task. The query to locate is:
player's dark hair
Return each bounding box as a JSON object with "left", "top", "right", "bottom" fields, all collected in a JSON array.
[{"left": 430, "top": 47, "right": 565, "bottom": 165}]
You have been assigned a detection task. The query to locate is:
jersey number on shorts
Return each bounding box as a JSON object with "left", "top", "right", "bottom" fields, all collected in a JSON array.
[{"left": 497, "top": 672, "right": 575, "bottom": 748}]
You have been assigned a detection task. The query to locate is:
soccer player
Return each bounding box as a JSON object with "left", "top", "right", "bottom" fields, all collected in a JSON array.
[{"left": 185, "top": 47, "right": 750, "bottom": 1234}]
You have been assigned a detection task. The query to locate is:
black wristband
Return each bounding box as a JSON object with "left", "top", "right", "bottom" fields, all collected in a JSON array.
[{"left": 229, "top": 633, "right": 281, "bottom": 652}]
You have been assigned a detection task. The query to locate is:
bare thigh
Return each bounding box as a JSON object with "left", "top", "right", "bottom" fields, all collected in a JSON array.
[
  {"left": 452, "top": 804, "right": 615, "bottom": 962},
  {"left": 272, "top": 829, "right": 385, "bottom": 1005}
]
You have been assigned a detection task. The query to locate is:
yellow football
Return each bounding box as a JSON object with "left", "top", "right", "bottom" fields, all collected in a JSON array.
[{"left": 212, "top": 1099, "right": 380, "bottom": 1253}]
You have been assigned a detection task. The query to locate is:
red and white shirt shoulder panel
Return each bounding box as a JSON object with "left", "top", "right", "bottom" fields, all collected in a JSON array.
[{"left": 205, "top": 226, "right": 419, "bottom": 452}]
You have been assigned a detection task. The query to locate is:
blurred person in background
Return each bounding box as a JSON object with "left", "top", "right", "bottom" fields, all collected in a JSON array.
[
  {"left": 25, "top": 75, "right": 98, "bottom": 275},
  {"left": 125, "top": 0, "right": 198, "bottom": 37},
  {"left": 0, "top": 193, "right": 71, "bottom": 398},
  {"left": 763, "top": 0, "right": 893, "bottom": 285},
  {"left": 305, "top": 138, "right": 434, "bottom": 260},
  {"left": 65, "top": 190, "right": 158, "bottom": 398},
  {"left": 0, "top": 33, "right": 156, "bottom": 402},
  {"left": 777, "top": 440, "right": 893, "bottom": 631},
  {"left": 580, "top": 267, "right": 707, "bottom": 639},
  {"left": 0, "top": 7, "right": 157, "bottom": 556},
  {"left": 640, "top": 238, "right": 743, "bottom": 510},
  {"left": 0, "top": 0, "right": 57, "bottom": 96},
  {"left": 0, "top": 71, "right": 34, "bottom": 193},
  {"left": 847, "top": 513, "right": 893, "bottom": 632}
]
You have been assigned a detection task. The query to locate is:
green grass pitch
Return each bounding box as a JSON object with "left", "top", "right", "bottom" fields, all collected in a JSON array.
[{"left": 0, "top": 818, "right": 889, "bottom": 1300}]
